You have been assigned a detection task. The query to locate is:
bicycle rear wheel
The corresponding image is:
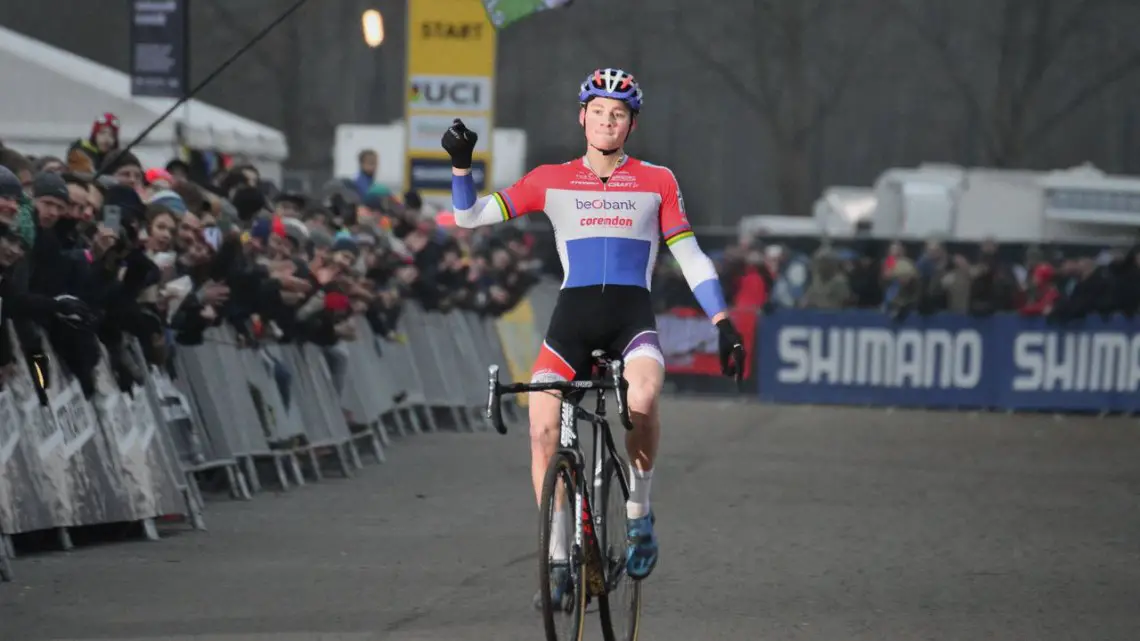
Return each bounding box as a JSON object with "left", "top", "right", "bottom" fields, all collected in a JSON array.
[
  {"left": 598, "top": 456, "right": 642, "bottom": 641},
  {"left": 539, "top": 451, "right": 587, "bottom": 641}
]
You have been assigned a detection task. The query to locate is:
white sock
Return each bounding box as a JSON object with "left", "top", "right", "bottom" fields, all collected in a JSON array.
[
  {"left": 626, "top": 466, "right": 653, "bottom": 520},
  {"left": 549, "top": 509, "right": 569, "bottom": 561}
]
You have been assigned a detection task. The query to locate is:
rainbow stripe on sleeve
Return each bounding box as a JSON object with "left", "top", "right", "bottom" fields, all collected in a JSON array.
[
  {"left": 663, "top": 225, "right": 694, "bottom": 246},
  {"left": 492, "top": 192, "right": 517, "bottom": 221}
]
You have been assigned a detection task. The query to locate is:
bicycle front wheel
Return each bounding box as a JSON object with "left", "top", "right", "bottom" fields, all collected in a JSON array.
[
  {"left": 598, "top": 456, "right": 642, "bottom": 641},
  {"left": 539, "top": 451, "right": 587, "bottom": 641}
]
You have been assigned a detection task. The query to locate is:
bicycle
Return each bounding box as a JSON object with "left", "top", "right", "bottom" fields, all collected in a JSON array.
[
  {"left": 486, "top": 349, "right": 641, "bottom": 641},
  {"left": 486, "top": 345, "right": 746, "bottom": 641}
]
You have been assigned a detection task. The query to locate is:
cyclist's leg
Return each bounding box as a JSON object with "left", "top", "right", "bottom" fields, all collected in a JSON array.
[
  {"left": 618, "top": 330, "right": 666, "bottom": 580},
  {"left": 530, "top": 339, "right": 585, "bottom": 608},
  {"left": 528, "top": 341, "right": 577, "bottom": 506}
]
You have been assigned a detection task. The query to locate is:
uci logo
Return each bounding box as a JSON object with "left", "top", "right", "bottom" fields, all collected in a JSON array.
[
  {"left": 420, "top": 21, "right": 485, "bottom": 40},
  {"left": 408, "top": 75, "right": 491, "bottom": 112}
]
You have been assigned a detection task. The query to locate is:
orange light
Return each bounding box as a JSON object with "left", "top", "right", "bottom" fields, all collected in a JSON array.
[{"left": 362, "top": 10, "right": 385, "bottom": 48}]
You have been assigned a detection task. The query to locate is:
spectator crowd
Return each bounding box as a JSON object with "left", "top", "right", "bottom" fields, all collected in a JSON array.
[
  {"left": 0, "top": 113, "right": 544, "bottom": 411},
  {"left": 654, "top": 234, "right": 1140, "bottom": 323}
]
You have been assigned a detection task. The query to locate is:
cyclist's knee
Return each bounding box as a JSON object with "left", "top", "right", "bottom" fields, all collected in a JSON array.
[{"left": 623, "top": 360, "right": 664, "bottom": 420}]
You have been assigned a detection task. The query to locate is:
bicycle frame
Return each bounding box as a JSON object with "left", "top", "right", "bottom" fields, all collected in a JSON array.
[
  {"left": 486, "top": 354, "right": 635, "bottom": 597},
  {"left": 559, "top": 387, "right": 630, "bottom": 597}
]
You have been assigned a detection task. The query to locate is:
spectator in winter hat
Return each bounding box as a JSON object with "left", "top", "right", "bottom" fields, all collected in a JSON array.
[
  {"left": 0, "top": 166, "right": 22, "bottom": 225},
  {"left": 101, "top": 149, "right": 144, "bottom": 189},
  {"left": 330, "top": 231, "right": 359, "bottom": 272},
  {"left": 362, "top": 183, "right": 393, "bottom": 212},
  {"left": 66, "top": 113, "right": 121, "bottom": 174},
  {"left": 145, "top": 167, "right": 174, "bottom": 191},
  {"left": 34, "top": 156, "right": 66, "bottom": 174},
  {"left": 148, "top": 189, "right": 188, "bottom": 216},
  {"left": 281, "top": 217, "right": 309, "bottom": 252},
  {"left": 0, "top": 147, "right": 34, "bottom": 195},
  {"left": 274, "top": 192, "right": 306, "bottom": 219},
  {"left": 307, "top": 227, "right": 333, "bottom": 262},
  {"left": 165, "top": 159, "right": 191, "bottom": 182},
  {"left": 32, "top": 172, "right": 70, "bottom": 229},
  {"left": 231, "top": 185, "right": 268, "bottom": 223}
]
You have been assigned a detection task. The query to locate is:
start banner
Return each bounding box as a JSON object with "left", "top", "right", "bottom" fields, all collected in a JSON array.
[
  {"left": 405, "top": 0, "right": 496, "bottom": 196},
  {"left": 758, "top": 309, "right": 1140, "bottom": 412}
]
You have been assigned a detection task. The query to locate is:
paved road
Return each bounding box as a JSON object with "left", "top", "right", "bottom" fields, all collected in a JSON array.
[{"left": 3, "top": 398, "right": 1140, "bottom": 641}]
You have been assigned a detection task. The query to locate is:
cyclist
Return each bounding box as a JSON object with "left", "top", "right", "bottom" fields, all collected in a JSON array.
[{"left": 442, "top": 67, "right": 744, "bottom": 606}]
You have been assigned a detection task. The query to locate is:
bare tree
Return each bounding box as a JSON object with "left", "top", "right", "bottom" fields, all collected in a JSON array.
[
  {"left": 198, "top": 0, "right": 336, "bottom": 170},
  {"left": 894, "top": 0, "right": 1140, "bottom": 166},
  {"left": 671, "top": 0, "right": 887, "bottom": 216}
]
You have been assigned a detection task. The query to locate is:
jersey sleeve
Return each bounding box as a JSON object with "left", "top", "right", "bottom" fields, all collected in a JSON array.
[
  {"left": 658, "top": 169, "right": 728, "bottom": 320},
  {"left": 452, "top": 167, "right": 546, "bottom": 228}
]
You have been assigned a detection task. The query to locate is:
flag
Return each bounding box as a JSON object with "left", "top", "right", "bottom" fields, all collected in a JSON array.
[{"left": 482, "top": 0, "right": 574, "bottom": 29}]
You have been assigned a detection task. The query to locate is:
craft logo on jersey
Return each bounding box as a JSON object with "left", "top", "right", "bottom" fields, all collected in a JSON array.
[{"left": 607, "top": 174, "right": 638, "bottom": 188}]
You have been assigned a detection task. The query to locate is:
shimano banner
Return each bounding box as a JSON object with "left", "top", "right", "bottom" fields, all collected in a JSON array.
[{"left": 758, "top": 310, "right": 1140, "bottom": 412}]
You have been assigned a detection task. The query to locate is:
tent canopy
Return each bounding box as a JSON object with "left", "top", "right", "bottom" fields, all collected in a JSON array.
[{"left": 0, "top": 24, "right": 288, "bottom": 161}]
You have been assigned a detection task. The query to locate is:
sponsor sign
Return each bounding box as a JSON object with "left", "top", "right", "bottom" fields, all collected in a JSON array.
[
  {"left": 580, "top": 215, "right": 633, "bottom": 228},
  {"left": 407, "top": 114, "right": 491, "bottom": 154},
  {"left": 408, "top": 75, "right": 494, "bottom": 112},
  {"left": 129, "top": 0, "right": 189, "bottom": 98},
  {"left": 406, "top": 0, "right": 496, "bottom": 194},
  {"left": 758, "top": 309, "right": 1140, "bottom": 411},
  {"left": 408, "top": 157, "right": 487, "bottom": 192},
  {"left": 575, "top": 198, "right": 637, "bottom": 211},
  {"left": 657, "top": 307, "right": 757, "bottom": 378}
]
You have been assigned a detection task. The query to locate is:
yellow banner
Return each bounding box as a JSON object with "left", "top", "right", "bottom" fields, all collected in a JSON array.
[
  {"left": 495, "top": 298, "right": 540, "bottom": 407},
  {"left": 405, "top": 0, "right": 496, "bottom": 195}
]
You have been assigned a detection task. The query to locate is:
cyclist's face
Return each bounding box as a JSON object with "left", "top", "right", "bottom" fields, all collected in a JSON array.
[{"left": 580, "top": 98, "right": 634, "bottom": 150}]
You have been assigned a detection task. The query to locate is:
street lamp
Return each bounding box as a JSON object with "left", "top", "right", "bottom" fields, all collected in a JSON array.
[{"left": 362, "top": 9, "right": 385, "bottom": 48}]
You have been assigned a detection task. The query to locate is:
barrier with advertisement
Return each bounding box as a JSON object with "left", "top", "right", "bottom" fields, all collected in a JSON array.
[
  {"left": 405, "top": 0, "right": 496, "bottom": 196},
  {"left": 657, "top": 307, "right": 757, "bottom": 379},
  {"left": 0, "top": 280, "right": 566, "bottom": 581},
  {"left": 758, "top": 309, "right": 1140, "bottom": 412}
]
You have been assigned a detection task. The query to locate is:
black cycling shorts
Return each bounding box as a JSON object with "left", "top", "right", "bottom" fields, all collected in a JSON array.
[{"left": 532, "top": 285, "right": 664, "bottom": 382}]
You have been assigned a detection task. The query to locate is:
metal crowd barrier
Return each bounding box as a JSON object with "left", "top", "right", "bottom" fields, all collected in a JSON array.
[{"left": 0, "top": 279, "right": 559, "bottom": 582}]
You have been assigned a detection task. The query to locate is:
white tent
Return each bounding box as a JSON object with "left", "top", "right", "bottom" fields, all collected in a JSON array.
[{"left": 0, "top": 24, "right": 288, "bottom": 182}]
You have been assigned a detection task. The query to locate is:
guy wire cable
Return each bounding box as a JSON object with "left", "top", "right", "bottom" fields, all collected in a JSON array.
[{"left": 97, "top": 0, "right": 314, "bottom": 179}]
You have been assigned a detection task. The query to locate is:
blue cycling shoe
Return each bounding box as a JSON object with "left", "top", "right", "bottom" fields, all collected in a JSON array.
[
  {"left": 625, "top": 511, "right": 658, "bottom": 580},
  {"left": 533, "top": 562, "right": 573, "bottom": 611}
]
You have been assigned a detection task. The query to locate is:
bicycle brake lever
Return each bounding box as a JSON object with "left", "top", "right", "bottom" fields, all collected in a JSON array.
[{"left": 486, "top": 365, "right": 506, "bottom": 434}]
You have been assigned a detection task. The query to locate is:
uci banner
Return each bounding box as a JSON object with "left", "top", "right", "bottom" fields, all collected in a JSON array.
[
  {"left": 758, "top": 309, "right": 1140, "bottom": 412},
  {"left": 405, "top": 0, "right": 496, "bottom": 196}
]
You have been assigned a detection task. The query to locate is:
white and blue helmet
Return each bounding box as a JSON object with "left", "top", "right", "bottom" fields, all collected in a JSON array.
[{"left": 578, "top": 68, "right": 643, "bottom": 113}]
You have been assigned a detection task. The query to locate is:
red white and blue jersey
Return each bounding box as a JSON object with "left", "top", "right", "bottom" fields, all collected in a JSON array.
[{"left": 451, "top": 155, "right": 726, "bottom": 319}]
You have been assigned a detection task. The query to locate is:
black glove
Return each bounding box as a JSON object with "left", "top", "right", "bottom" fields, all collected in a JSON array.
[
  {"left": 716, "top": 318, "right": 745, "bottom": 378},
  {"left": 441, "top": 118, "right": 478, "bottom": 169}
]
